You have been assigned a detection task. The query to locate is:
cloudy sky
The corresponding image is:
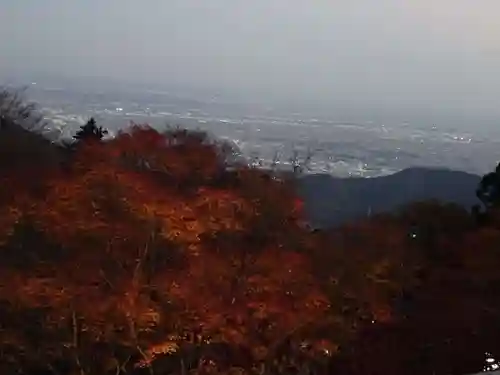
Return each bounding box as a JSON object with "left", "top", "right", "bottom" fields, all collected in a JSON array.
[{"left": 1, "top": 0, "right": 499, "bottom": 117}]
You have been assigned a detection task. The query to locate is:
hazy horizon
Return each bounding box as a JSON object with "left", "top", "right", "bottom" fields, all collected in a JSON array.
[{"left": 1, "top": 0, "right": 500, "bottom": 127}]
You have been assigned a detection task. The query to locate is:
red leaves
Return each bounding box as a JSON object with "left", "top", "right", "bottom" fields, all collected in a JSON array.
[
  {"left": 102, "top": 125, "right": 223, "bottom": 185},
  {"left": 6, "top": 121, "right": 500, "bottom": 375},
  {"left": 292, "top": 197, "right": 304, "bottom": 214},
  {"left": 0, "top": 123, "right": 336, "bottom": 371},
  {"left": 162, "top": 242, "right": 330, "bottom": 361}
]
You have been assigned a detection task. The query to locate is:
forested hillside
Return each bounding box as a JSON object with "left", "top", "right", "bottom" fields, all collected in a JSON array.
[
  {"left": 1, "top": 90, "right": 500, "bottom": 375},
  {"left": 298, "top": 167, "right": 481, "bottom": 228}
]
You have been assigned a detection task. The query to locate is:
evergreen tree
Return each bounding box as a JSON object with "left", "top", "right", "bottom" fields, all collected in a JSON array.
[
  {"left": 474, "top": 162, "right": 500, "bottom": 226},
  {"left": 477, "top": 162, "right": 500, "bottom": 209},
  {"left": 73, "top": 117, "right": 108, "bottom": 142}
]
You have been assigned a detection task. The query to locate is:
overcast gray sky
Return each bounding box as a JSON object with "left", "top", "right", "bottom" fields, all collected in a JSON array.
[{"left": 1, "top": 0, "right": 499, "bottom": 117}]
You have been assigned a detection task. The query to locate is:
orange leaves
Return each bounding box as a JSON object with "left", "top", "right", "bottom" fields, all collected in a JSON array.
[
  {"left": 0, "top": 170, "right": 41, "bottom": 245},
  {"left": 193, "top": 188, "right": 252, "bottom": 232},
  {"left": 32, "top": 169, "right": 135, "bottom": 248},
  {"left": 159, "top": 239, "right": 330, "bottom": 361},
  {"left": 0, "top": 122, "right": 338, "bottom": 371},
  {"left": 290, "top": 197, "right": 305, "bottom": 219},
  {"left": 307, "top": 215, "right": 425, "bottom": 348},
  {"left": 103, "top": 125, "right": 223, "bottom": 184},
  {"left": 38, "top": 126, "right": 255, "bottom": 251}
]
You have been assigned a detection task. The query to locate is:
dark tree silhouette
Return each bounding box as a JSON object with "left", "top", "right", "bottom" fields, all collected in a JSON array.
[
  {"left": 73, "top": 117, "right": 108, "bottom": 142},
  {"left": 477, "top": 162, "right": 500, "bottom": 209}
]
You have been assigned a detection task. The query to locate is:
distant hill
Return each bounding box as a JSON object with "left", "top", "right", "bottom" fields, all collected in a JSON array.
[{"left": 297, "top": 167, "right": 482, "bottom": 229}]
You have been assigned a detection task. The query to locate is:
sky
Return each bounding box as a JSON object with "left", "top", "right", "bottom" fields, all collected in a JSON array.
[{"left": 1, "top": 0, "right": 500, "bottom": 119}]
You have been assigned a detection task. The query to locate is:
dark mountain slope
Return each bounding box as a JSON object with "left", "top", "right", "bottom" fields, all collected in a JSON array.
[
  {"left": 297, "top": 167, "right": 482, "bottom": 228},
  {"left": 0, "top": 118, "right": 64, "bottom": 171}
]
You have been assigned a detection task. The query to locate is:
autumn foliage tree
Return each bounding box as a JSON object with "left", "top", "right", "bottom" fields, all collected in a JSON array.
[
  {"left": 325, "top": 201, "right": 500, "bottom": 375},
  {"left": 0, "top": 122, "right": 333, "bottom": 375}
]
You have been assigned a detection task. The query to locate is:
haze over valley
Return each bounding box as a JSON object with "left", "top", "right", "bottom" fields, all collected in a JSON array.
[
  {"left": 6, "top": 78, "right": 499, "bottom": 179},
  {"left": 3, "top": 0, "right": 500, "bottom": 177}
]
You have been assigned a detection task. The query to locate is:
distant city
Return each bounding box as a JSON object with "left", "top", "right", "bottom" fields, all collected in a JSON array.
[{"left": 15, "top": 80, "right": 500, "bottom": 178}]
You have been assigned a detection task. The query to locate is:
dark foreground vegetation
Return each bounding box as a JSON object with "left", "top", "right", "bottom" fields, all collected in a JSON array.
[{"left": 1, "top": 88, "right": 500, "bottom": 375}]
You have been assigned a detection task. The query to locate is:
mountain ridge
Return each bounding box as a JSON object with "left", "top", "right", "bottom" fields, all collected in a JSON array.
[{"left": 297, "top": 166, "right": 482, "bottom": 228}]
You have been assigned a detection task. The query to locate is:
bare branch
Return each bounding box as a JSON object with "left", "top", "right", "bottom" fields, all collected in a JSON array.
[{"left": 0, "top": 86, "right": 48, "bottom": 132}]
